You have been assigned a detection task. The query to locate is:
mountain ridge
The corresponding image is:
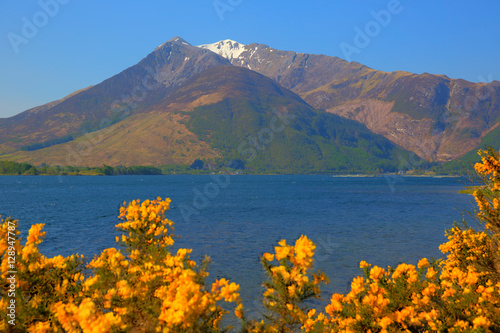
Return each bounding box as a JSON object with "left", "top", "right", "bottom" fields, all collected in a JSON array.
[
  {"left": 196, "top": 39, "right": 500, "bottom": 162},
  {"left": 1, "top": 37, "right": 498, "bottom": 172}
]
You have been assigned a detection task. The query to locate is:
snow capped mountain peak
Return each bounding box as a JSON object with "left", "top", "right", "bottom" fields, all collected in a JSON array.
[{"left": 197, "top": 39, "right": 247, "bottom": 60}]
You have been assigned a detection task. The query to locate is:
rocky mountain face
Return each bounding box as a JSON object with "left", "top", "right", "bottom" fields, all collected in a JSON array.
[{"left": 212, "top": 41, "right": 500, "bottom": 161}]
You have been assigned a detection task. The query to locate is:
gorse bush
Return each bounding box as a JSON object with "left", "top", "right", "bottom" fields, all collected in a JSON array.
[
  {"left": 0, "top": 198, "right": 241, "bottom": 332},
  {"left": 302, "top": 148, "right": 500, "bottom": 333},
  {"left": 1, "top": 148, "right": 500, "bottom": 332}
]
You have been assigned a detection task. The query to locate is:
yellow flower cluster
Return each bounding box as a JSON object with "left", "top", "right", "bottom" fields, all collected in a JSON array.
[
  {"left": 0, "top": 198, "right": 241, "bottom": 332},
  {"left": 474, "top": 149, "right": 500, "bottom": 234},
  {"left": 305, "top": 257, "right": 500, "bottom": 332},
  {"left": 51, "top": 298, "right": 123, "bottom": 333},
  {"left": 475, "top": 149, "right": 500, "bottom": 190},
  {"left": 252, "top": 235, "right": 327, "bottom": 332},
  {"left": 439, "top": 227, "right": 490, "bottom": 267},
  {"left": 116, "top": 197, "right": 175, "bottom": 249},
  {"left": 269, "top": 235, "right": 316, "bottom": 270}
]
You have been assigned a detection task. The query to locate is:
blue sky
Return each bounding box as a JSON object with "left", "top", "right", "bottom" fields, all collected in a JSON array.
[{"left": 1, "top": 0, "right": 499, "bottom": 118}]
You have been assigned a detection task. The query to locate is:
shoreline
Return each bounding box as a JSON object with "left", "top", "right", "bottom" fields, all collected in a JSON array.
[{"left": 0, "top": 173, "right": 465, "bottom": 177}]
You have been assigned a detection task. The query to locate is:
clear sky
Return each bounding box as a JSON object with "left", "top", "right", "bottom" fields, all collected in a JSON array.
[{"left": 1, "top": 0, "right": 499, "bottom": 118}]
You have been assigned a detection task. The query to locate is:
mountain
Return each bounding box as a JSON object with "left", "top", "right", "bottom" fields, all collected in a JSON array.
[
  {"left": 0, "top": 37, "right": 230, "bottom": 155},
  {"left": 204, "top": 40, "right": 500, "bottom": 162},
  {"left": 4, "top": 36, "right": 497, "bottom": 173},
  {"left": 0, "top": 40, "right": 417, "bottom": 172},
  {"left": 173, "top": 66, "right": 415, "bottom": 173}
]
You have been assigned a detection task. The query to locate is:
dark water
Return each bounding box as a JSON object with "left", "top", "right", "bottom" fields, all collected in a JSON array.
[{"left": 0, "top": 175, "right": 473, "bottom": 311}]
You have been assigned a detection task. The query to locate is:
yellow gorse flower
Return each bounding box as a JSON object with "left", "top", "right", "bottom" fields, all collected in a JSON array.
[{"left": 0, "top": 198, "right": 244, "bottom": 332}]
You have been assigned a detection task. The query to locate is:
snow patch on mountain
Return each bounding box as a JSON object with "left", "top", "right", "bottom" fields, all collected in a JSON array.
[{"left": 197, "top": 40, "right": 247, "bottom": 60}]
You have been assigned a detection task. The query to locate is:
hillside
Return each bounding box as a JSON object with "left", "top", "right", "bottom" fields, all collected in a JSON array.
[
  {"left": 202, "top": 40, "right": 500, "bottom": 162},
  {"left": 0, "top": 64, "right": 418, "bottom": 172},
  {"left": 178, "top": 66, "right": 417, "bottom": 173}
]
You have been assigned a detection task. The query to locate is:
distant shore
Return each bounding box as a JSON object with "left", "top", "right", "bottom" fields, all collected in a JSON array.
[
  {"left": 0, "top": 157, "right": 468, "bottom": 177},
  {"left": 0, "top": 172, "right": 466, "bottom": 177}
]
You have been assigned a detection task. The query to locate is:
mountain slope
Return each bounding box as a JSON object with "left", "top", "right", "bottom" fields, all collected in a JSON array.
[
  {"left": 0, "top": 37, "right": 230, "bottom": 155},
  {"left": 0, "top": 111, "right": 219, "bottom": 167},
  {"left": 174, "top": 66, "right": 419, "bottom": 173},
  {"left": 1, "top": 65, "right": 418, "bottom": 172},
  {"left": 436, "top": 123, "right": 500, "bottom": 174},
  {"left": 200, "top": 40, "right": 500, "bottom": 162}
]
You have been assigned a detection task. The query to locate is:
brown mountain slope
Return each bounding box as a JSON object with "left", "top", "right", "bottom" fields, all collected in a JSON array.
[
  {"left": 213, "top": 41, "right": 500, "bottom": 161},
  {"left": 0, "top": 112, "right": 218, "bottom": 166},
  {"left": 149, "top": 65, "right": 311, "bottom": 112}
]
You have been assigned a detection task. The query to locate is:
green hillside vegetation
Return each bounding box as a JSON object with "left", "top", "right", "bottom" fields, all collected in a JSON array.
[
  {"left": 0, "top": 160, "right": 237, "bottom": 176},
  {"left": 185, "top": 98, "right": 422, "bottom": 174},
  {"left": 0, "top": 161, "right": 163, "bottom": 176},
  {"left": 385, "top": 77, "right": 450, "bottom": 121}
]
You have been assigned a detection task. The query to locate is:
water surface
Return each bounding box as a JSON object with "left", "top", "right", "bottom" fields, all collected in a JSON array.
[{"left": 0, "top": 175, "right": 473, "bottom": 310}]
